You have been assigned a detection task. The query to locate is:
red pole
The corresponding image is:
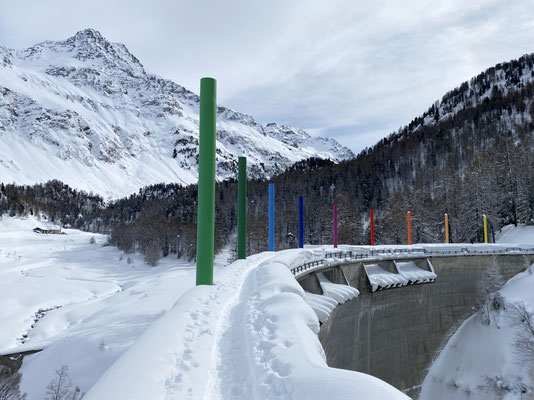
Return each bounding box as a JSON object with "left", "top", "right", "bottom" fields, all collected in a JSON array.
[
  {"left": 370, "top": 209, "right": 375, "bottom": 246},
  {"left": 407, "top": 211, "right": 412, "bottom": 245},
  {"left": 333, "top": 204, "right": 338, "bottom": 248}
]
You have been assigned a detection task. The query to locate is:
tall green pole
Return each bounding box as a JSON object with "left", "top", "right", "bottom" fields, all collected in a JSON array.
[
  {"left": 196, "top": 77, "right": 216, "bottom": 286},
  {"left": 237, "top": 156, "right": 247, "bottom": 259}
]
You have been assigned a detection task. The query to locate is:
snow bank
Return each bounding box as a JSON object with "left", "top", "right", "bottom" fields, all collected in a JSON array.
[
  {"left": 273, "top": 248, "right": 325, "bottom": 271},
  {"left": 394, "top": 261, "right": 437, "bottom": 284},
  {"left": 364, "top": 263, "right": 408, "bottom": 291}
]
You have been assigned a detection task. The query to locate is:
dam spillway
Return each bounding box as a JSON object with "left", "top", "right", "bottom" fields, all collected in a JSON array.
[{"left": 297, "top": 253, "right": 534, "bottom": 398}]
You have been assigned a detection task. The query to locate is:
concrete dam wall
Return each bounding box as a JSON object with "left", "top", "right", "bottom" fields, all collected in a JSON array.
[{"left": 297, "top": 254, "right": 534, "bottom": 398}]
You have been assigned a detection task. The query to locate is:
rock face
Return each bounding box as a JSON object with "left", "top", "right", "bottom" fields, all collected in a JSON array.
[{"left": 0, "top": 29, "right": 354, "bottom": 198}]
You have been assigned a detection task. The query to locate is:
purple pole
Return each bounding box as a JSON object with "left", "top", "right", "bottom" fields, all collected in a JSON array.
[{"left": 333, "top": 204, "right": 338, "bottom": 248}]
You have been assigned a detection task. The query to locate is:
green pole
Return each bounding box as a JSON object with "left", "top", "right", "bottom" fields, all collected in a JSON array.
[
  {"left": 237, "top": 156, "right": 247, "bottom": 259},
  {"left": 196, "top": 77, "right": 216, "bottom": 286}
]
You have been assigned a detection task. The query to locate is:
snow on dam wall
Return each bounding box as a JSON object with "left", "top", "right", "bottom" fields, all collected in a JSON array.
[{"left": 298, "top": 254, "right": 534, "bottom": 399}]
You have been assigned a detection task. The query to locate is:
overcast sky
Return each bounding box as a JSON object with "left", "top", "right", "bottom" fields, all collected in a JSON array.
[{"left": 1, "top": 0, "right": 534, "bottom": 154}]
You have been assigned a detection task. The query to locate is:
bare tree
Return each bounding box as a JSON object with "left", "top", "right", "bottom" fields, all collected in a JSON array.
[
  {"left": 0, "top": 366, "right": 26, "bottom": 400},
  {"left": 45, "top": 366, "right": 83, "bottom": 400},
  {"left": 144, "top": 240, "right": 160, "bottom": 266},
  {"left": 508, "top": 301, "right": 534, "bottom": 365}
]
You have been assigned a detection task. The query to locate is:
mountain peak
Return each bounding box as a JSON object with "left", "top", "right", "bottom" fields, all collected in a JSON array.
[
  {"left": 72, "top": 28, "right": 107, "bottom": 43},
  {"left": 13, "top": 29, "right": 145, "bottom": 77}
]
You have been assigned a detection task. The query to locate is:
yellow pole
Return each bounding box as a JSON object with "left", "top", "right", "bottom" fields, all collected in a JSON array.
[
  {"left": 483, "top": 214, "right": 488, "bottom": 243},
  {"left": 445, "top": 213, "right": 449, "bottom": 244}
]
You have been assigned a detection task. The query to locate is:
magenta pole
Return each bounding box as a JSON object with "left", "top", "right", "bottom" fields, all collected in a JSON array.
[{"left": 333, "top": 204, "right": 338, "bottom": 248}]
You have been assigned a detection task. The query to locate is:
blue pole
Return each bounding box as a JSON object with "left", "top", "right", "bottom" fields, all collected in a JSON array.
[
  {"left": 268, "top": 183, "right": 275, "bottom": 251},
  {"left": 299, "top": 196, "right": 304, "bottom": 248}
]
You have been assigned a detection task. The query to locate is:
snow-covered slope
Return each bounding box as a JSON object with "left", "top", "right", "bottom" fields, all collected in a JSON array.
[
  {"left": 419, "top": 265, "right": 534, "bottom": 400},
  {"left": 496, "top": 224, "right": 534, "bottom": 244},
  {"left": 0, "top": 216, "right": 196, "bottom": 398},
  {"left": 0, "top": 29, "right": 354, "bottom": 198}
]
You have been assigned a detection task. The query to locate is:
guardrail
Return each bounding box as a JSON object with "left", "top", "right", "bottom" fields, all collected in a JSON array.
[{"left": 291, "top": 246, "right": 534, "bottom": 276}]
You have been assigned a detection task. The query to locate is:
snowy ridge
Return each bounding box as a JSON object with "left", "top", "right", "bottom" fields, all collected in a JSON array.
[
  {"left": 85, "top": 250, "right": 408, "bottom": 400},
  {"left": 0, "top": 29, "right": 354, "bottom": 198}
]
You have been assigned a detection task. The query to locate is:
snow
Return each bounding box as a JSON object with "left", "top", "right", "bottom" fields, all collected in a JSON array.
[
  {"left": 269, "top": 248, "right": 325, "bottom": 271},
  {"left": 418, "top": 224, "right": 534, "bottom": 399},
  {"left": 316, "top": 272, "right": 359, "bottom": 303},
  {"left": 1, "top": 216, "right": 408, "bottom": 399},
  {"left": 364, "top": 263, "right": 409, "bottom": 291},
  {"left": 87, "top": 259, "right": 408, "bottom": 400},
  {"left": 304, "top": 292, "right": 338, "bottom": 323},
  {"left": 5, "top": 217, "right": 533, "bottom": 399},
  {"left": 0, "top": 216, "right": 202, "bottom": 398},
  {"left": 394, "top": 260, "right": 437, "bottom": 284},
  {"left": 419, "top": 265, "right": 534, "bottom": 400},
  {"left": 84, "top": 254, "right": 274, "bottom": 400},
  {"left": 303, "top": 273, "right": 359, "bottom": 322},
  {"left": 495, "top": 224, "right": 534, "bottom": 244}
]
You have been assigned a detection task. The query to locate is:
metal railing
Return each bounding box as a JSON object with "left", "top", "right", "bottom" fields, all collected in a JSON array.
[{"left": 291, "top": 246, "right": 534, "bottom": 276}]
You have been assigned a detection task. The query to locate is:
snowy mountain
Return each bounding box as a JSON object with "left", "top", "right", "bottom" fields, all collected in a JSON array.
[{"left": 0, "top": 29, "right": 354, "bottom": 198}]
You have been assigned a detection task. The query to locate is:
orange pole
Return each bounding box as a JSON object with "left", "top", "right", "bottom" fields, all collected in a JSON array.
[{"left": 407, "top": 211, "right": 412, "bottom": 245}]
